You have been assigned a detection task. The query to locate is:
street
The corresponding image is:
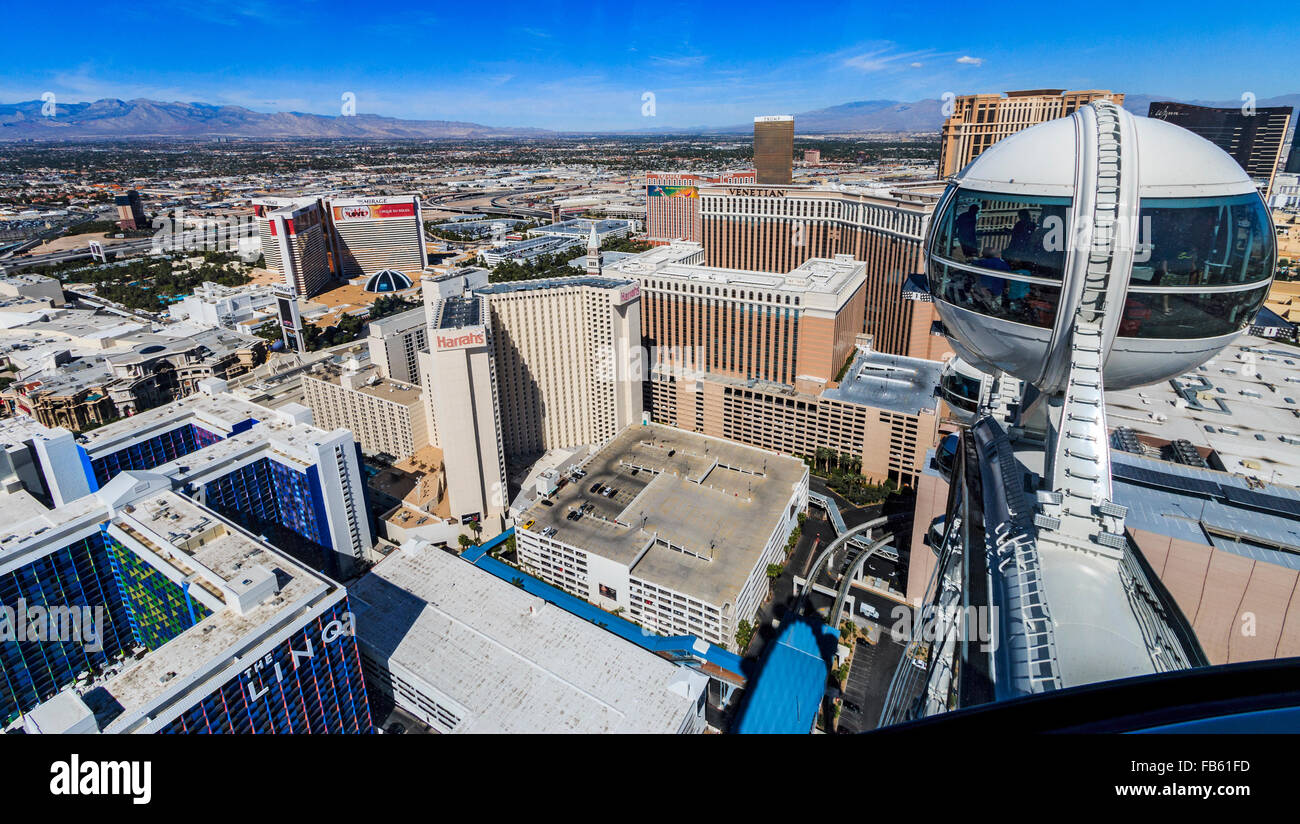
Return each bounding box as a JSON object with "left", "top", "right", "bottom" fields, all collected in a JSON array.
[
  {"left": 837, "top": 637, "right": 907, "bottom": 733},
  {"left": 745, "top": 507, "right": 833, "bottom": 665}
]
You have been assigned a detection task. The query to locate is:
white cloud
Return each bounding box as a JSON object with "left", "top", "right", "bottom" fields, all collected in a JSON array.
[
  {"left": 650, "top": 54, "right": 707, "bottom": 68},
  {"left": 956, "top": 55, "right": 984, "bottom": 66},
  {"left": 845, "top": 47, "right": 935, "bottom": 73},
  {"left": 910, "top": 62, "right": 924, "bottom": 68}
]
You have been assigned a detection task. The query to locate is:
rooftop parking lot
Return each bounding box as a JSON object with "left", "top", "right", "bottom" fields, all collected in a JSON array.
[{"left": 520, "top": 424, "right": 808, "bottom": 605}]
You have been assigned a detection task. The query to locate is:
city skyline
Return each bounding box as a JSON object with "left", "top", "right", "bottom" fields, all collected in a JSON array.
[
  {"left": 3, "top": 0, "right": 1298, "bottom": 131},
  {"left": 2, "top": 0, "right": 1298, "bottom": 751}
]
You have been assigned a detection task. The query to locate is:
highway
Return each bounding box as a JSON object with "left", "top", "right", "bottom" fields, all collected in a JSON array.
[
  {"left": 0, "top": 208, "right": 106, "bottom": 262},
  {"left": 425, "top": 182, "right": 590, "bottom": 221},
  {"left": 425, "top": 189, "right": 548, "bottom": 220},
  {"left": 0, "top": 226, "right": 255, "bottom": 272}
]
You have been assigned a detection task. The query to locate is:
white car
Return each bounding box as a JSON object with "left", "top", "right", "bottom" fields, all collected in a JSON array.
[{"left": 859, "top": 602, "right": 880, "bottom": 620}]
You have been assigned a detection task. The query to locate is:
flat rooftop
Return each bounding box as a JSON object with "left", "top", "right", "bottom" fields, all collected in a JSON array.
[
  {"left": 436, "top": 296, "right": 481, "bottom": 330},
  {"left": 371, "top": 444, "right": 445, "bottom": 512},
  {"left": 822, "top": 347, "right": 942, "bottom": 415},
  {"left": 95, "top": 488, "right": 338, "bottom": 733},
  {"left": 474, "top": 275, "right": 631, "bottom": 296},
  {"left": 535, "top": 218, "right": 630, "bottom": 235},
  {"left": 485, "top": 235, "right": 580, "bottom": 255},
  {"left": 602, "top": 242, "right": 703, "bottom": 274},
  {"left": 366, "top": 306, "right": 425, "bottom": 335},
  {"left": 305, "top": 362, "right": 422, "bottom": 407},
  {"left": 77, "top": 392, "right": 266, "bottom": 456},
  {"left": 604, "top": 246, "right": 865, "bottom": 315},
  {"left": 1106, "top": 339, "right": 1300, "bottom": 488},
  {"left": 351, "top": 545, "right": 702, "bottom": 733},
  {"left": 0, "top": 488, "right": 55, "bottom": 523},
  {"left": 619, "top": 255, "right": 864, "bottom": 296},
  {"left": 1112, "top": 450, "right": 1300, "bottom": 570},
  {"left": 0, "top": 309, "right": 143, "bottom": 340},
  {"left": 521, "top": 423, "right": 807, "bottom": 607},
  {"left": 150, "top": 417, "right": 338, "bottom": 483},
  {"left": 0, "top": 482, "right": 340, "bottom": 733},
  {"left": 0, "top": 414, "right": 59, "bottom": 449},
  {"left": 567, "top": 251, "right": 638, "bottom": 270}
]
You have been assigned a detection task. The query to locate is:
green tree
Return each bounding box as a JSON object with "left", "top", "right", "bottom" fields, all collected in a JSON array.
[
  {"left": 253, "top": 320, "right": 281, "bottom": 341},
  {"left": 369, "top": 294, "right": 421, "bottom": 320},
  {"left": 735, "top": 619, "right": 755, "bottom": 651}
]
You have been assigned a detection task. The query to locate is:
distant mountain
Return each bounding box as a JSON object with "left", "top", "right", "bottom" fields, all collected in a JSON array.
[
  {"left": 771, "top": 93, "right": 1300, "bottom": 135},
  {"left": 1, "top": 94, "right": 1296, "bottom": 140},
  {"left": 0, "top": 98, "right": 549, "bottom": 140},
  {"left": 707, "top": 99, "right": 947, "bottom": 135},
  {"left": 611, "top": 99, "right": 948, "bottom": 135}
]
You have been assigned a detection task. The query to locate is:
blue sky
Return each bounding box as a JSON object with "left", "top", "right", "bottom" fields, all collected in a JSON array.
[{"left": 3, "top": 1, "right": 1297, "bottom": 130}]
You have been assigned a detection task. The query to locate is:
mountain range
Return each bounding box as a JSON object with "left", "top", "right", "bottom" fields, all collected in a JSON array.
[
  {"left": 1, "top": 94, "right": 1297, "bottom": 140},
  {"left": 0, "top": 99, "right": 548, "bottom": 139}
]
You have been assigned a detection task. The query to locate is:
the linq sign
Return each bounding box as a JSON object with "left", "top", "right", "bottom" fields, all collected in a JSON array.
[{"left": 239, "top": 612, "right": 354, "bottom": 701}]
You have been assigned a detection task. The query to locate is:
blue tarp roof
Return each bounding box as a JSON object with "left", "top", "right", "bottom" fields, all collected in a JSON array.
[
  {"left": 733, "top": 614, "right": 839, "bottom": 734},
  {"left": 462, "top": 529, "right": 746, "bottom": 681}
]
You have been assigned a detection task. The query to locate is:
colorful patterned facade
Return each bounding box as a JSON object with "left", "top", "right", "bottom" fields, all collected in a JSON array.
[{"left": 159, "top": 599, "right": 371, "bottom": 734}]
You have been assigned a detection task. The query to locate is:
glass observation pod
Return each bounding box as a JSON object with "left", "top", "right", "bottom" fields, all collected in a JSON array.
[
  {"left": 925, "top": 105, "right": 1276, "bottom": 393},
  {"left": 933, "top": 432, "right": 960, "bottom": 482},
  {"left": 937, "top": 357, "right": 986, "bottom": 421}
]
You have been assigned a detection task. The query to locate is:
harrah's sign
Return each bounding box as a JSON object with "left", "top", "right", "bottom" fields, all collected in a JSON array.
[{"left": 437, "top": 329, "right": 486, "bottom": 350}]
